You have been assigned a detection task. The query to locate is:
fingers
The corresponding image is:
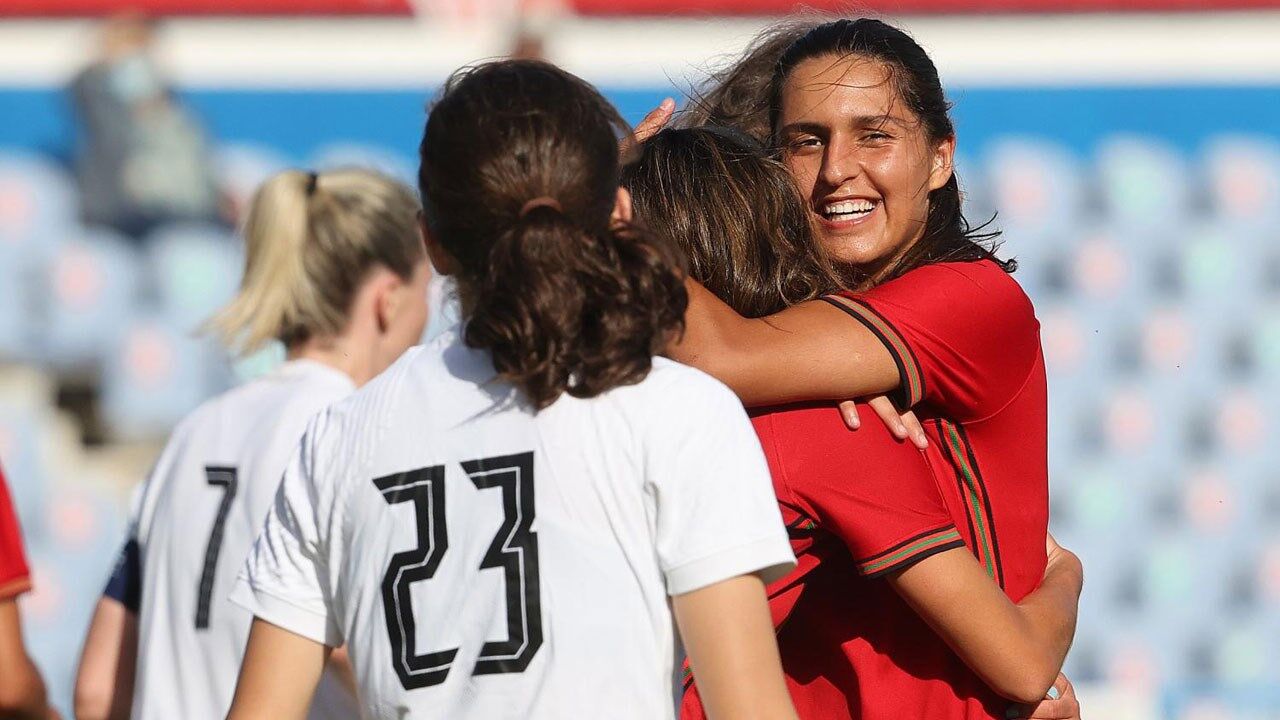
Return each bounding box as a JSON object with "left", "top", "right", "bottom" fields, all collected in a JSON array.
[
  {"left": 899, "top": 408, "right": 929, "bottom": 449},
  {"left": 866, "top": 396, "right": 904, "bottom": 438},
  {"left": 839, "top": 401, "right": 861, "bottom": 430},
  {"left": 631, "top": 97, "right": 676, "bottom": 145},
  {"left": 867, "top": 396, "right": 928, "bottom": 448}
]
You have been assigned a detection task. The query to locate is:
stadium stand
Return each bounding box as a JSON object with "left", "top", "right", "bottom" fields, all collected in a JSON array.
[{"left": 1, "top": 5, "right": 1278, "bottom": 719}]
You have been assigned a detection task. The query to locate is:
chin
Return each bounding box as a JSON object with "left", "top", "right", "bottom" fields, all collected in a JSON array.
[{"left": 823, "top": 237, "right": 897, "bottom": 270}]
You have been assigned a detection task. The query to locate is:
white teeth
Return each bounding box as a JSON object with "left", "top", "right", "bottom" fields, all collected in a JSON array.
[{"left": 823, "top": 199, "right": 876, "bottom": 217}]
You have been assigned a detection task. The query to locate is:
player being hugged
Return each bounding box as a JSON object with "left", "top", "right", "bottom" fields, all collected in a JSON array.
[
  {"left": 225, "top": 59, "right": 799, "bottom": 720},
  {"left": 74, "top": 168, "right": 431, "bottom": 720}
]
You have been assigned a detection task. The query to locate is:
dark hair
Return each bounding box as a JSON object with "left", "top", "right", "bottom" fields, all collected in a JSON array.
[
  {"left": 419, "top": 60, "right": 687, "bottom": 410},
  {"left": 623, "top": 126, "right": 839, "bottom": 317},
  {"left": 677, "top": 17, "right": 822, "bottom": 143},
  {"left": 770, "top": 18, "right": 1011, "bottom": 288}
]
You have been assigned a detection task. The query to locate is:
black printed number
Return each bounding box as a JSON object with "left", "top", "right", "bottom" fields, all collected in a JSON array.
[
  {"left": 195, "top": 466, "right": 238, "bottom": 630},
  {"left": 375, "top": 451, "right": 542, "bottom": 690}
]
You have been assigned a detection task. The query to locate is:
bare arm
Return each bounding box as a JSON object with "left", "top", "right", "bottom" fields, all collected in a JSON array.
[
  {"left": 672, "top": 574, "right": 797, "bottom": 720},
  {"left": 226, "top": 619, "right": 328, "bottom": 720},
  {"left": 669, "top": 279, "right": 899, "bottom": 407},
  {"left": 0, "top": 597, "right": 51, "bottom": 720},
  {"left": 887, "top": 543, "right": 1083, "bottom": 704},
  {"left": 74, "top": 598, "right": 137, "bottom": 720}
]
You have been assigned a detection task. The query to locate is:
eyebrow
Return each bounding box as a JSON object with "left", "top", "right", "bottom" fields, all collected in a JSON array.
[{"left": 778, "top": 115, "right": 909, "bottom": 136}]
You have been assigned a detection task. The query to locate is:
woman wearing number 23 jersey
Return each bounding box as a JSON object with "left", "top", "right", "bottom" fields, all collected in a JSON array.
[{"left": 227, "top": 61, "right": 797, "bottom": 720}]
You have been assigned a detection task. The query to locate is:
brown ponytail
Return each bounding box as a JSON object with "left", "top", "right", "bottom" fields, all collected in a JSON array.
[{"left": 419, "top": 60, "right": 686, "bottom": 410}]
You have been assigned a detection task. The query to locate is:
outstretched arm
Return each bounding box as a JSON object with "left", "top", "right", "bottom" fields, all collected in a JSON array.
[
  {"left": 888, "top": 539, "right": 1083, "bottom": 704},
  {"left": 673, "top": 574, "right": 798, "bottom": 720},
  {"left": 670, "top": 279, "right": 899, "bottom": 407}
]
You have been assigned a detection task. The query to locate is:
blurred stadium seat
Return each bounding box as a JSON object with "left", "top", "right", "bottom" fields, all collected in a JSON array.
[
  {"left": 145, "top": 222, "right": 243, "bottom": 333},
  {"left": 0, "top": 6, "right": 1277, "bottom": 716},
  {"left": 40, "top": 227, "right": 144, "bottom": 369},
  {"left": 100, "top": 313, "right": 232, "bottom": 440}
]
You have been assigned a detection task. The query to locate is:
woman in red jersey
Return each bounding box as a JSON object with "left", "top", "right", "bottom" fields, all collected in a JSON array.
[
  {"left": 626, "top": 124, "right": 1080, "bottom": 720},
  {"left": 645, "top": 19, "right": 1081, "bottom": 720}
]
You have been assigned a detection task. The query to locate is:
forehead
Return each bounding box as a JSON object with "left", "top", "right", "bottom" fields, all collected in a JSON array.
[{"left": 779, "top": 54, "right": 906, "bottom": 125}]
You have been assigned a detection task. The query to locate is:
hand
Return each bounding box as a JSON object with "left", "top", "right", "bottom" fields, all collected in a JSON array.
[
  {"left": 620, "top": 97, "right": 675, "bottom": 157},
  {"left": 838, "top": 396, "right": 928, "bottom": 449},
  {"left": 1006, "top": 673, "right": 1080, "bottom": 719}
]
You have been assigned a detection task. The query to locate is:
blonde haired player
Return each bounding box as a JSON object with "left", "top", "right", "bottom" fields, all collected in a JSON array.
[{"left": 73, "top": 168, "right": 432, "bottom": 720}]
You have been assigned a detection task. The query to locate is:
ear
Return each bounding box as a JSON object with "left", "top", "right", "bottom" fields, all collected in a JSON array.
[
  {"left": 928, "top": 135, "right": 956, "bottom": 192},
  {"left": 610, "top": 186, "right": 634, "bottom": 226},
  {"left": 419, "top": 212, "right": 458, "bottom": 277},
  {"left": 374, "top": 270, "right": 402, "bottom": 334}
]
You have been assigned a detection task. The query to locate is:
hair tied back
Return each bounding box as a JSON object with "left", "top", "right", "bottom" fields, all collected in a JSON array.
[{"left": 519, "top": 196, "right": 562, "bottom": 217}]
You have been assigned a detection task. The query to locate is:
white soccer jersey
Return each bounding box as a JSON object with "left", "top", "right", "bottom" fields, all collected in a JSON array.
[
  {"left": 128, "top": 360, "right": 360, "bottom": 720},
  {"left": 232, "top": 328, "right": 795, "bottom": 720}
]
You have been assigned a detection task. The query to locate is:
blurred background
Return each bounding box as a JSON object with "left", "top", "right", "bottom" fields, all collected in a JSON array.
[{"left": 0, "top": 0, "right": 1278, "bottom": 718}]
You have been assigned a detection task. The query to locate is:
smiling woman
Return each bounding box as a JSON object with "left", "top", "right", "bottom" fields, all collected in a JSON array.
[
  {"left": 769, "top": 19, "right": 1008, "bottom": 290},
  {"left": 666, "top": 18, "right": 1073, "bottom": 720}
]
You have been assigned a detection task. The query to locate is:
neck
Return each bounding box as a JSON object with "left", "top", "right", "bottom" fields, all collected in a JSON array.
[{"left": 286, "top": 335, "right": 376, "bottom": 387}]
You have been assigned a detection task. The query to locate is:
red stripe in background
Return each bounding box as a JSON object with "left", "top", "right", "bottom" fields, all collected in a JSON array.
[
  {"left": 0, "top": 0, "right": 414, "bottom": 16},
  {"left": 3, "top": 0, "right": 1277, "bottom": 13},
  {"left": 569, "top": 0, "right": 1280, "bottom": 14}
]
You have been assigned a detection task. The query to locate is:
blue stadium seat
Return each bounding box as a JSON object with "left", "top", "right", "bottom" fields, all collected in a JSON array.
[
  {"left": 145, "top": 223, "right": 243, "bottom": 334},
  {"left": 21, "top": 484, "right": 125, "bottom": 719},
  {"left": 1203, "top": 134, "right": 1280, "bottom": 235},
  {"left": 40, "top": 227, "right": 144, "bottom": 369},
  {"left": 983, "top": 138, "right": 1085, "bottom": 275},
  {"left": 0, "top": 402, "right": 49, "bottom": 544},
  {"left": 0, "top": 150, "right": 76, "bottom": 267},
  {"left": 1095, "top": 135, "right": 1193, "bottom": 244},
  {"left": 100, "top": 312, "right": 233, "bottom": 440}
]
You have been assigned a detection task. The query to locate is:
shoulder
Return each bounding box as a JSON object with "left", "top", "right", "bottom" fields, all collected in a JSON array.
[
  {"left": 854, "top": 259, "right": 1037, "bottom": 336},
  {"left": 323, "top": 346, "right": 426, "bottom": 438},
  {"left": 876, "top": 259, "right": 1028, "bottom": 305},
  {"left": 632, "top": 357, "right": 745, "bottom": 414}
]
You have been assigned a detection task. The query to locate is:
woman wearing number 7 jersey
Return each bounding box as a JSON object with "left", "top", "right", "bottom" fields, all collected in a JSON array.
[
  {"left": 73, "top": 168, "right": 432, "bottom": 720},
  {"left": 225, "top": 60, "right": 798, "bottom": 720}
]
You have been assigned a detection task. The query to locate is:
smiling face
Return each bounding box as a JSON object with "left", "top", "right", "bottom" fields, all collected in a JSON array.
[{"left": 777, "top": 54, "right": 955, "bottom": 280}]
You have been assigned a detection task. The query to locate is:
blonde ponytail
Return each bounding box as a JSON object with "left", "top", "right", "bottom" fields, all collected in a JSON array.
[{"left": 205, "top": 167, "right": 423, "bottom": 356}]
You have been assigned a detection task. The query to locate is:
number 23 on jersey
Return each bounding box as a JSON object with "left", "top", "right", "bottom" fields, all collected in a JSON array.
[{"left": 374, "top": 451, "right": 543, "bottom": 690}]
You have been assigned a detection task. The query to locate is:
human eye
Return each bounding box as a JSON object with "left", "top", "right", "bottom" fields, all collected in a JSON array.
[{"left": 787, "top": 135, "right": 823, "bottom": 153}]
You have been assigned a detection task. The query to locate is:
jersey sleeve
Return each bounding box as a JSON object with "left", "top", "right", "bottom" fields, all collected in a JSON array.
[
  {"left": 782, "top": 419, "right": 964, "bottom": 578},
  {"left": 645, "top": 369, "right": 796, "bottom": 596},
  {"left": 0, "top": 468, "right": 32, "bottom": 600},
  {"left": 827, "top": 261, "right": 1040, "bottom": 421},
  {"left": 230, "top": 413, "right": 342, "bottom": 647},
  {"left": 102, "top": 538, "right": 142, "bottom": 612}
]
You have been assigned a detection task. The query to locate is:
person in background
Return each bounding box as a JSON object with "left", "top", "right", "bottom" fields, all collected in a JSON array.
[
  {"left": 72, "top": 167, "right": 430, "bottom": 720},
  {"left": 69, "top": 13, "right": 227, "bottom": 240},
  {"left": 0, "top": 464, "right": 57, "bottom": 720}
]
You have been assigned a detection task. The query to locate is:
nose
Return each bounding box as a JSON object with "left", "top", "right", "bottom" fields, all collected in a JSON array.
[{"left": 819, "top": 136, "right": 861, "bottom": 190}]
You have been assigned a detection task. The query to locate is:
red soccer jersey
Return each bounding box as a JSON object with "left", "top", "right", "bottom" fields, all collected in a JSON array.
[
  {"left": 681, "top": 259, "right": 1049, "bottom": 720},
  {"left": 831, "top": 259, "right": 1050, "bottom": 601},
  {"left": 0, "top": 465, "right": 33, "bottom": 600}
]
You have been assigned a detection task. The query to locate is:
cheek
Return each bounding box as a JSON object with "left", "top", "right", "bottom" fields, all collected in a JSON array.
[
  {"left": 867, "top": 150, "right": 933, "bottom": 211},
  {"left": 783, "top": 154, "right": 820, "bottom": 194}
]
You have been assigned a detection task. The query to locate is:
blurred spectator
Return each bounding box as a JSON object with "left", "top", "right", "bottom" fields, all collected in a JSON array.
[
  {"left": 69, "top": 14, "right": 225, "bottom": 240},
  {"left": 0, "top": 463, "right": 56, "bottom": 719}
]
